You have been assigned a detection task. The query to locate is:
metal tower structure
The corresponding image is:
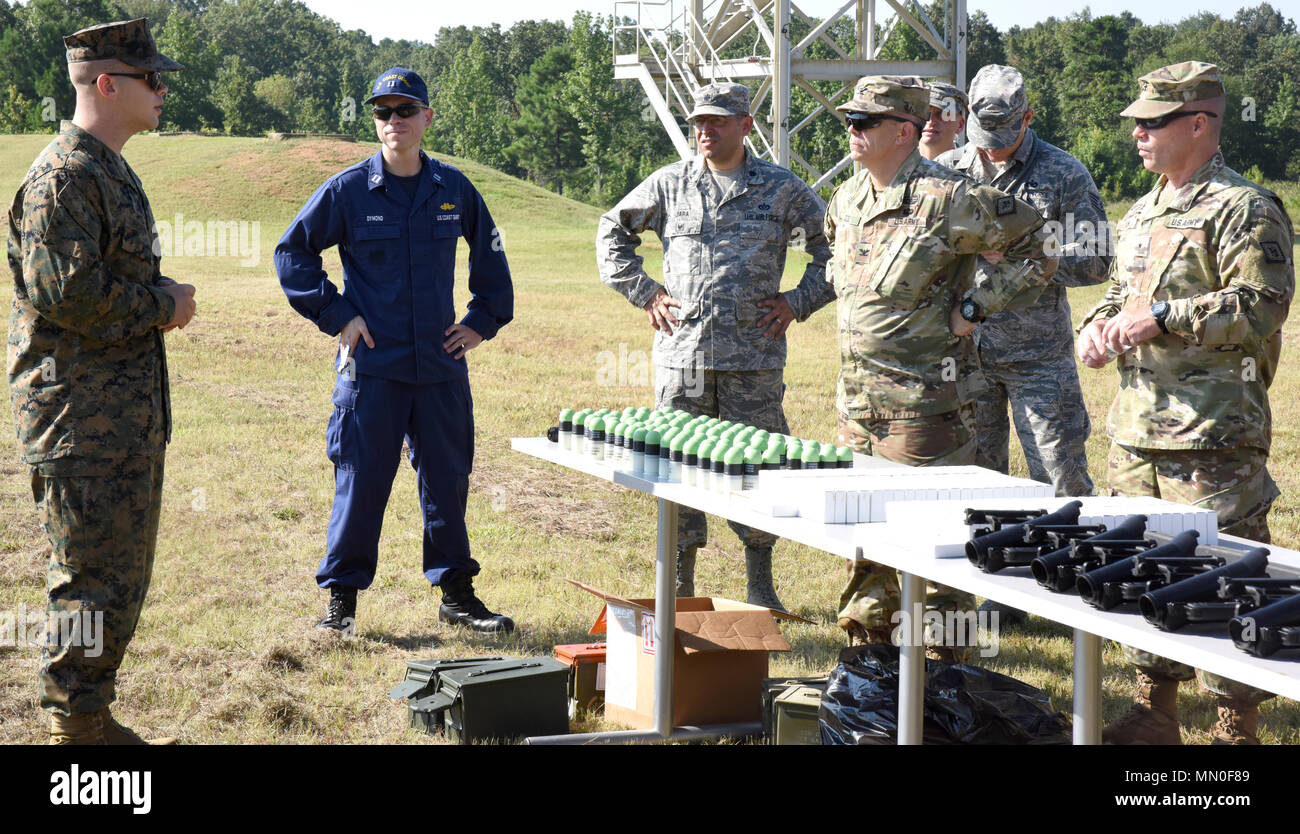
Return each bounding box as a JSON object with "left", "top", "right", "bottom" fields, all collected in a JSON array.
[{"left": 613, "top": 0, "right": 967, "bottom": 189}]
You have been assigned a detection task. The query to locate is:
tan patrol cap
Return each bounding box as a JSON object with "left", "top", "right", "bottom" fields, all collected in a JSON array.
[
  {"left": 1120, "top": 61, "right": 1223, "bottom": 119},
  {"left": 64, "top": 18, "right": 182, "bottom": 72},
  {"left": 836, "top": 75, "right": 928, "bottom": 125}
]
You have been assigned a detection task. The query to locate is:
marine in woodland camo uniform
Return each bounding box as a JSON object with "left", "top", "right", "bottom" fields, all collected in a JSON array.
[
  {"left": 1078, "top": 61, "right": 1294, "bottom": 716},
  {"left": 597, "top": 84, "right": 833, "bottom": 566},
  {"left": 937, "top": 65, "right": 1110, "bottom": 497},
  {"left": 826, "top": 76, "right": 1059, "bottom": 644},
  {"left": 7, "top": 20, "right": 183, "bottom": 725}
]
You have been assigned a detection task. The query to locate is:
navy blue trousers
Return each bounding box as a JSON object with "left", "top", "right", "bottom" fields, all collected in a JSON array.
[{"left": 317, "top": 372, "right": 479, "bottom": 589}]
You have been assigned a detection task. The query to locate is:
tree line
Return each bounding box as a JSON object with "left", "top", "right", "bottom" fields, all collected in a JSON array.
[{"left": 1, "top": 0, "right": 1296, "bottom": 205}]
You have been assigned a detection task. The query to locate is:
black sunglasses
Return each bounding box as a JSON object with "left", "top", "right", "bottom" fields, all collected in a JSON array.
[
  {"left": 105, "top": 71, "right": 165, "bottom": 91},
  {"left": 372, "top": 103, "right": 426, "bottom": 121},
  {"left": 844, "top": 113, "right": 911, "bottom": 132},
  {"left": 1133, "top": 110, "right": 1218, "bottom": 131}
]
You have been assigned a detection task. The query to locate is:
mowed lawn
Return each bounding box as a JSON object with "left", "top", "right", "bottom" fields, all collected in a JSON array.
[{"left": 1, "top": 133, "right": 1298, "bottom": 744}]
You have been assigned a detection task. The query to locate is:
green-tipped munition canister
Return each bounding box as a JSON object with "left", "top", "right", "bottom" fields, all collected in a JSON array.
[
  {"left": 572, "top": 408, "right": 591, "bottom": 451},
  {"left": 681, "top": 435, "right": 701, "bottom": 486},
  {"left": 787, "top": 438, "right": 803, "bottom": 469},
  {"left": 603, "top": 415, "right": 619, "bottom": 463},
  {"left": 643, "top": 429, "right": 661, "bottom": 479},
  {"left": 631, "top": 426, "right": 648, "bottom": 475},
  {"left": 696, "top": 437, "right": 715, "bottom": 487},
  {"left": 802, "top": 443, "right": 821, "bottom": 469},
  {"left": 725, "top": 447, "right": 746, "bottom": 493},
  {"left": 762, "top": 446, "right": 781, "bottom": 474},
  {"left": 766, "top": 435, "right": 787, "bottom": 467},
  {"left": 819, "top": 443, "right": 837, "bottom": 468},
  {"left": 711, "top": 443, "right": 728, "bottom": 492},
  {"left": 612, "top": 421, "right": 627, "bottom": 466},
  {"left": 586, "top": 412, "right": 606, "bottom": 459},
  {"left": 837, "top": 445, "right": 854, "bottom": 469},
  {"left": 559, "top": 408, "right": 576, "bottom": 451},
  {"left": 668, "top": 431, "right": 687, "bottom": 482},
  {"left": 742, "top": 446, "right": 763, "bottom": 490},
  {"left": 657, "top": 429, "right": 674, "bottom": 480}
]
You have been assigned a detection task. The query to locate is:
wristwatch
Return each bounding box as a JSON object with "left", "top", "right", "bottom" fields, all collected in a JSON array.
[
  {"left": 959, "top": 297, "right": 984, "bottom": 324},
  {"left": 1150, "top": 300, "right": 1170, "bottom": 334}
]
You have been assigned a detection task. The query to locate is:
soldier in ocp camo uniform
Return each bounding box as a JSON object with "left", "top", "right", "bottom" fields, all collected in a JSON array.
[
  {"left": 1077, "top": 61, "right": 1294, "bottom": 745},
  {"left": 597, "top": 83, "right": 833, "bottom": 611},
  {"left": 826, "top": 76, "right": 1058, "bottom": 660},
  {"left": 7, "top": 18, "right": 195, "bottom": 744},
  {"left": 938, "top": 66, "right": 1109, "bottom": 500}
]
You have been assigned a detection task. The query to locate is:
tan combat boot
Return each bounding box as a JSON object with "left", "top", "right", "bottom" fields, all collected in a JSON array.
[
  {"left": 50, "top": 711, "right": 106, "bottom": 745},
  {"left": 837, "top": 616, "right": 894, "bottom": 647},
  {"left": 926, "top": 645, "right": 972, "bottom": 664},
  {"left": 96, "top": 708, "right": 177, "bottom": 745},
  {"left": 1210, "top": 697, "right": 1261, "bottom": 745},
  {"left": 1103, "top": 669, "right": 1181, "bottom": 745}
]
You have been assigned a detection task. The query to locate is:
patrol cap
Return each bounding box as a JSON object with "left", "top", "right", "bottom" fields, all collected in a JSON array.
[
  {"left": 927, "top": 81, "right": 968, "bottom": 119},
  {"left": 966, "top": 65, "right": 1028, "bottom": 149},
  {"left": 836, "top": 75, "right": 928, "bottom": 125},
  {"left": 1120, "top": 61, "right": 1224, "bottom": 119},
  {"left": 688, "top": 83, "right": 750, "bottom": 118},
  {"left": 64, "top": 18, "right": 181, "bottom": 71},
  {"left": 365, "top": 67, "right": 429, "bottom": 105}
]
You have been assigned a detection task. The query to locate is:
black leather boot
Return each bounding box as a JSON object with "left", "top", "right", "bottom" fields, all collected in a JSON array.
[
  {"left": 439, "top": 572, "right": 514, "bottom": 635},
  {"left": 317, "top": 586, "right": 357, "bottom": 633}
]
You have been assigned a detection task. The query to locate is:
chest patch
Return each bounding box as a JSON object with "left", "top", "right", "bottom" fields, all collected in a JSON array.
[
  {"left": 1261, "top": 240, "right": 1287, "bottom": 264},
  {"left": 995, "top": 196, "right": 1015, "bottom": 217},
  {"left": 1164, "top": 216, "right": 1205, "bottom": 229}
]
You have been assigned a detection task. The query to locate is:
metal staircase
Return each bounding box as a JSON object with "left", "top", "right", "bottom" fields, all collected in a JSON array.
[{"left": 613, "top": 0, "right": 967, "bottom": 189}]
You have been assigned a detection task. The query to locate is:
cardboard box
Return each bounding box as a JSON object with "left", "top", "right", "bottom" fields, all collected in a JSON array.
[{"left": 568, "top": 579, "right": 806, "bottom": 730}]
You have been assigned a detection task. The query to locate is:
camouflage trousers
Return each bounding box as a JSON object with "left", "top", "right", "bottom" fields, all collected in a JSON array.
[
  {"left": 31, "top": 455, "right": 165, "bottom": 716},
  {"left": 835, "top": 408, "right": 977, "bottom": 630},
  {"left": 973, "top": 351, "right": 1095, "bottom": 497},
  {"left": 1109, "top": 443, "right": 1278, "bottom": 704},
  {"left": 655, "top": 365, "right": 789, "bottom": 549}
]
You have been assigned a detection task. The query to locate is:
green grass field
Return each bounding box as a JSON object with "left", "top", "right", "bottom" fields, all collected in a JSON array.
[{"left": 1, "top": 133, "right": 1297, "bottom": 744}]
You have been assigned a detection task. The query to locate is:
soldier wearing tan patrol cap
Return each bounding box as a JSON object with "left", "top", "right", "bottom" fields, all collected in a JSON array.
[
  {"left": 1077, "top": 61, "right": 1295, "bottom": 744},
  {"left": 8, "top": 18, "right": 193, "bottom": 745},
  {"left": 826, "top": 76, "right": 1059, "bottom": 660},
  {"left": 598, "top": 82, "right": 834, "bottom": 610}
]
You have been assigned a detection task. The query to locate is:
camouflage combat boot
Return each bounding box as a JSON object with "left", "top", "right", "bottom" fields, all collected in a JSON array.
[
  {"left": 1103, "top": 669, "right": 1181, "bottom": 745},
  {"left": 676, "top": 545, "right": 698, "bottom": 597},
  {"left": 1210, "top": 696, "right": 1261, "bottom": 745},
  {"left": 50, "top": 712, "right": 105, "bottom": 745},
  {"left": 97, "top": 708, "right": 177, "bottom": 745},
  {"left": 744, "top": 546, "right": 786, "bottom": 612}
]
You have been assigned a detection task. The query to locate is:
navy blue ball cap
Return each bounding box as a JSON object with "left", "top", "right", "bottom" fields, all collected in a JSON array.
[{"left": 364, "top": 67, "right": 428, "bottom": 105}]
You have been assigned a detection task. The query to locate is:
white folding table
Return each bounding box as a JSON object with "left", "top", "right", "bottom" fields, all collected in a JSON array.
[{"left": 512, "top": 436, "right": 1300, "bottom": 744}]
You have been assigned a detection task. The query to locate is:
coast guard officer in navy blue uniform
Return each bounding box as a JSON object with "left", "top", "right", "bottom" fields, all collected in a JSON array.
[{"left": 275, "top": 67, "right": 515, "bottom": 634}]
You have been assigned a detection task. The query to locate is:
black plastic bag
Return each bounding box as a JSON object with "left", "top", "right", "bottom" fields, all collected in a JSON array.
[{"left": 819, "top": 644, "right": 1071, "bottom": 745}]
